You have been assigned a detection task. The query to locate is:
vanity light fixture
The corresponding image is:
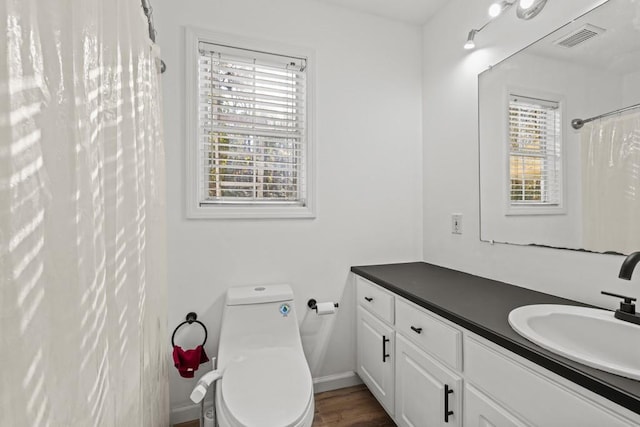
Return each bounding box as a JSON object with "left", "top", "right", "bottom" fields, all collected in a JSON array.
[
  {"left": 488, "top": 1, "right": 514, "bottom": 18},
  {"left": 463, "top": 22, "right": 492, "bottom": 50},
  {"left": 516, "top": 0, "right": 549, "bottom": 20},
  {"left": 464, "top": 30, "right": 477, "bottom": 50},
  {"left": 464, "top": 0, "right": 550, "bottom": 49}
]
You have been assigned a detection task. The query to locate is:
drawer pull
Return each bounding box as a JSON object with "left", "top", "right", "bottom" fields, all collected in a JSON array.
[
  {"left": 382, "top": 335, "right": 390, "bottom": 363},
  {"left": 410, "top": 326, "right": 423, "bottom": 334},
  {"left": 444, "top": 384, "right": 454, "bottom": 423},
  {"left": 364, "top": 297, "right": 374, "bottom": 302}
]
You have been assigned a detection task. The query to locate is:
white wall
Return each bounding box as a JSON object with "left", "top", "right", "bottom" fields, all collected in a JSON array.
[
  {"left": 155, "top": 0, "right": 423, "bottom": 416},
  {"left": 622, "top": 70, "right": 640, "bottom": 105},
  {"left": 422, "top": 0, "right": 639, "bottom": 310}
]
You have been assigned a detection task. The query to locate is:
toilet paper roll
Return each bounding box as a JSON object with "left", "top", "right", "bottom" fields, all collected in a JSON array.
[{"left": 315, "top": 302, "right": 337, "bottom": 315}]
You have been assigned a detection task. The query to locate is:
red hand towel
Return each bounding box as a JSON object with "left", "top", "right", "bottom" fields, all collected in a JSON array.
[{"left": 172, "top": 345, "right": 209, "bottom": 378}]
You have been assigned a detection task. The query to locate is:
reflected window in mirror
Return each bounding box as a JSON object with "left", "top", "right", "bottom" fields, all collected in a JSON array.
[{"left": 508, "top": 94, "right": 563, "bottom": 215}]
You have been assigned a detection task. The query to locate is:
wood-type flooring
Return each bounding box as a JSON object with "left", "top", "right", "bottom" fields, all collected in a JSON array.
[{"left": 174, "top": 384, "right": 396, "bottom": 427}]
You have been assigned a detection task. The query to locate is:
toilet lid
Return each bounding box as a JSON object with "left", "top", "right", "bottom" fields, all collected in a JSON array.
[{"left": 221, "top": 351, "right": 312, "bottom": 427}]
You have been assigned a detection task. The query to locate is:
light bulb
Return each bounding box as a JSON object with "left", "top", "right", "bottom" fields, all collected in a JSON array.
[
  {"left": 516, "top": 0, "right": 548, "bottom": 19},
  {"left": 488, "top": 2, "right": 503, "bottom": 17},
  {"left": 519, "top": 0, "right": 535, "bottom": 9},
  {"left": 464, "top": 30, "right": 477, "bottom": 50}
]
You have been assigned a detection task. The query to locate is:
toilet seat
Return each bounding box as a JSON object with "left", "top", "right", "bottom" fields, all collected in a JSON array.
[{"left": 219, "top": 351, "right": 313, "bottom": 427}]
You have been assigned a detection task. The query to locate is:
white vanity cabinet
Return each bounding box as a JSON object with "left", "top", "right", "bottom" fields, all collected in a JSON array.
[
  {"left": 356, "top": 276, "right": 464, "bottom": 425},
  {"left": 356, "top": 277, "right": 396, "bottom": 415},
  {"left": 395, "top": 297, "right": 463, "bottom": 427},
  {"left": 353, "top": 274, "right": 640, "bottom": 427},
  {"left": 395, "top": 298, "right": 462, "bottom": 371},
  {"left": 464, "top": 383, "right": 529, "bottom": 427},
  {"left": 464, "top": 334, "right": 640, "bottom": 427},
  {"left": 396, "top": 335, "right": 462, "bottom": 427}
]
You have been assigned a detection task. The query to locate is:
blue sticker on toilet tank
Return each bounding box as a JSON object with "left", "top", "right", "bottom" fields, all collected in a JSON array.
[{"left": 279, "top": 303, "right": 290, "bottom": 316}]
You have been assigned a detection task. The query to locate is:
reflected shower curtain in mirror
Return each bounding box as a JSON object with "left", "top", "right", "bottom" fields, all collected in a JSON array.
[
  {"left": 581, "top": 111, "right": 640, "bottom": 254},
  {"left": 0, "top": 0, "right": 169, "bottom": 426}
]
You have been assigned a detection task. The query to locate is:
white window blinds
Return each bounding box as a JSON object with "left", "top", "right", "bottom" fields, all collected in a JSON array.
[
  {"left": 198, "top": 42, "right": 307, "bottom": 206},
  {"left": 508, "top": 94, "right": 562, "bottom": 206}
]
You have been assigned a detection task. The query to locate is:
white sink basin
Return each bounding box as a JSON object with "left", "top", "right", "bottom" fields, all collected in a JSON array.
[{"left": 508, "top": 304, "right": 640, "bottom": 381}]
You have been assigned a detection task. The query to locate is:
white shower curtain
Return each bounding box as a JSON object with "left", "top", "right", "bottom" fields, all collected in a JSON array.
[
  {"left": 581, "top": 110, "right": 640, "bottom": 254},
  {"left": 0, "top": 0, "right": 169, "bottom": 426}
]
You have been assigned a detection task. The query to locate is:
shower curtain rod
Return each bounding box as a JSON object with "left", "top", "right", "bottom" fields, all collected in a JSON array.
[
  {"left": 141, "top": 0, "right": 167, "bottom": 73},
  {"left": 571, "top": 102, "right": 640, "bottom": 130}
]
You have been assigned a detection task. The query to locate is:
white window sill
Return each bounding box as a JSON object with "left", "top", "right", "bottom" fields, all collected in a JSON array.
[
  {"left": 506, "top": 204, "right": 566, "bottom": 216},
  {"left": 186, "top": 203, "right": 316, "bottom": 220}
]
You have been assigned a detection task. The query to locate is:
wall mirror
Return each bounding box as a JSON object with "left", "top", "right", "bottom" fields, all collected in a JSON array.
[{"left": 479, "top": 0, "right": 640, "bottom": 255}]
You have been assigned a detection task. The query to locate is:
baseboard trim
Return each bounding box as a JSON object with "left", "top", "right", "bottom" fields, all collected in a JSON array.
[
  {"left": 170, "top": 371, "right": 362, "bottom": 425},
  {"left": 313, "top": 371, "right": 362, "bottom": 394},
  {"left": 170, "top": 401, "right": 212, "bottom": 426}
]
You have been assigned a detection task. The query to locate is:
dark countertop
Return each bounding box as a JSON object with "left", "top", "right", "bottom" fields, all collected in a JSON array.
[{"left": 351, "top": 262, "right": 640, "bottom": 416}]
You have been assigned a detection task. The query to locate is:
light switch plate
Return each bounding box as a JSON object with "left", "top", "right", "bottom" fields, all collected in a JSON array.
[{"left": 452, "top": 214, "right": 462, "bottom": 234}]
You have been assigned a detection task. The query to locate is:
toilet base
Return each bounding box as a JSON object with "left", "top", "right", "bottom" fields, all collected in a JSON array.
[{"left": 216, "top": 394, "right": 315, "bottom": 427}]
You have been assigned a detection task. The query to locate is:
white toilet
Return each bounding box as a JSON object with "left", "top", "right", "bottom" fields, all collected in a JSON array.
[{"left": 215, "top": 284, "right": 315, "bottom": 427}]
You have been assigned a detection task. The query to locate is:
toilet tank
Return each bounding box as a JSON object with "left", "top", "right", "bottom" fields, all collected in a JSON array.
[
  {"left": 218, "top": 284, "right": 304, "bottom": 363},
  {"left": 225, "top": 284, "right": 294, "bottom": 306}
]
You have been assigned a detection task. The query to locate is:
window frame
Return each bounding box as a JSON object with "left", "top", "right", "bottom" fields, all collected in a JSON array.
[
  {"left": 503, "top": 88, "right": 566, "bottom": 216},
  {"left": 185, "top": 27, "right": 316, "bottom": 219}
]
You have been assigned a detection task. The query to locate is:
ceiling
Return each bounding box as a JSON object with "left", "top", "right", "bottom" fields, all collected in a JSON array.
[{"left": 313, "top": 0, "right": 449, "bottom": 25}]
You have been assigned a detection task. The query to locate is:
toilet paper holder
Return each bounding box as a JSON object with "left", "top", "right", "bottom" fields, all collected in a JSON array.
[{"left": 307, "top": 299, "right": 339, "bottom": 312}]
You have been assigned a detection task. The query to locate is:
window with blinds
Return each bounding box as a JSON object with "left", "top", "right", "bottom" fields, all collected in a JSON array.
[
  {"left": 508, "top": 94, "right": 562, "bottom": 208},
  {"left": 198, "top": 41, "right": 308, "bottom": 207}
]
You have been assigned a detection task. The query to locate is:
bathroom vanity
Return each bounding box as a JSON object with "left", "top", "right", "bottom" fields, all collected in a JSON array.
[{"left": 352, "top": 262, "right": 640, "bottom": 426}]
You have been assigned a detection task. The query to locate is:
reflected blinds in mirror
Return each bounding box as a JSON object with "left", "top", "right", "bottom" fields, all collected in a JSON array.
[{"left": 508, "top": 94, "right": 562, "bottom": 206}]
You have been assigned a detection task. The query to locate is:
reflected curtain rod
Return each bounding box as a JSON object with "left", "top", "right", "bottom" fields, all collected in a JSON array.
[
  {"left": 141, "top": 0, "right": 167, "bottom": 73},
  {"left": 571, "top": 102, "right": 640, "bottom": 129}
]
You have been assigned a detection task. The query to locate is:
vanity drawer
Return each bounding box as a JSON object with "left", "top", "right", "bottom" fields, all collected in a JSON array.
[
  {"left": 464, "top": 335, "right": 637, "bottom": 427},
  {"left": 396, "top": 298, "right": 462, "bottom": 371},
  {"left": 356, "top": 276, "right": 395, "bottom": 325}
]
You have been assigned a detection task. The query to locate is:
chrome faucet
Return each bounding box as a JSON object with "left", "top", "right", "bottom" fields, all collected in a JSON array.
[{"left": 619, "top": 251, "right": 640, "bottom": 280}]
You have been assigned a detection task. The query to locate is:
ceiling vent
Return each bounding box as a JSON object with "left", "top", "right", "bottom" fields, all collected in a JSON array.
[{"left": 553, "top": 24, "right": 606, "bottom": 48}]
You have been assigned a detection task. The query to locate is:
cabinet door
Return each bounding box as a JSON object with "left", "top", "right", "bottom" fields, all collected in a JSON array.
[
  {"left": 464, "top": 384, "right": 529, "bottom": 427},
  {"left": 357, "top": 306, "right": 395, "bottom": 416},
  {"left": 396, "top": 335, "right": 462, "bottom": 427},
  {"left": 465, "top": 335, "right": 639, "bottom": 427}
]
